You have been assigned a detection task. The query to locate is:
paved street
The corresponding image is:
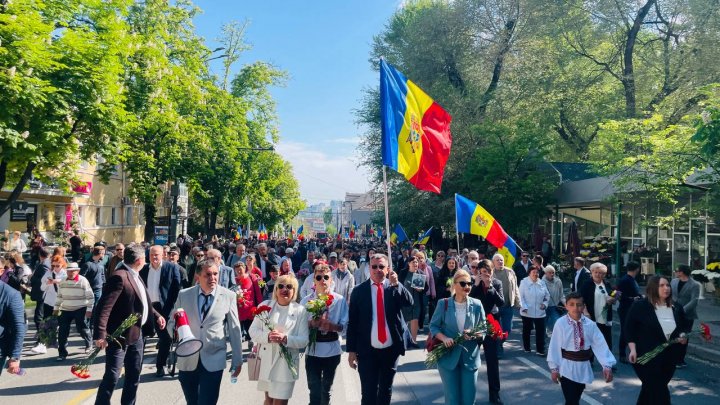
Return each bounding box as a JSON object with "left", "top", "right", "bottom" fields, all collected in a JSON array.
[{"left": 3, "top": 311, "right": 720, "bottom": 405}]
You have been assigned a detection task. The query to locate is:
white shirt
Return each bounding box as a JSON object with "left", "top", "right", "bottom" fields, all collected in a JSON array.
[
  {"left": 593, "top": 283, "right": 608, "bottom": 324},
  {"left": 455, "top": 301, "right": 467, "bottom": 332},
  {"left": 519, "top": 277, "right": 550, "bottom": 318},
  {"left": 127, "top": 267, "right": 149, "bottom": 325},
  {"left": 655, "top": 306, "right": 676, "bottom": 340},
  {"left": 370, "top": 280, "right": 393, "bottom": 349},
  {"left": 147, "top": 262, "right": 162, "bottom": 303},
  {"left": 547, "top": 315, "right": 616, "bottom": 385}
]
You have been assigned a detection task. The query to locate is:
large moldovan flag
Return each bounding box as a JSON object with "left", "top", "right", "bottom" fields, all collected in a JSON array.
[
  {"left": 380, "top": 60, "right": 452, "bottom": 194},
  {"left": 455, "top": 194, "right": 519, "bottom": 267}
]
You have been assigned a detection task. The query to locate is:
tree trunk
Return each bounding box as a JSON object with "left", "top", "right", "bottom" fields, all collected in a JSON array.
[
  {"left": 204, "top": 209, "right": 211, "bottom": 236},
  {"left": 143, "top": 202, "right": 156, "bottom": 242},
  {"left": 209, "top": 211, "right": 218, "bottom": 235},
  {"left": 0, "top": 161, "right": 37, "bottom": 218},
  {"left": 477, "top": 19, "right": 516, "bottom": 120},
  {"left": 622, "top": 0, "right": 657, "bottom": 118}
]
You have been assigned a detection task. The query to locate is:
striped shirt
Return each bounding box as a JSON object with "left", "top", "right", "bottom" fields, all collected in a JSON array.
[{"left": 55, "top": 275, "right": 94, "bottom": 312}]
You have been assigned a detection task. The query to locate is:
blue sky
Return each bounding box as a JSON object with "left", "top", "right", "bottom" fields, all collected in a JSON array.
[{"left": 193, "top": 1, "right": 400, "bottom": 203}]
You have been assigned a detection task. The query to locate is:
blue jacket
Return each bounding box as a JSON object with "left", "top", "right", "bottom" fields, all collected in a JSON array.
[
  {"left": 429, "top": 297, "right": 486, "bottom": 371},
  {"left": 0, "top": 283, "right": 26, "bottom": 359},
  {"left": 140, "top": 261, "right": 182, "bottom": 319}
]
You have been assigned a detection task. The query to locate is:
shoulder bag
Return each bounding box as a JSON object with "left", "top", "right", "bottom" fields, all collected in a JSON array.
[{"left": 425, "top": 298, "right": 449, "bottom": 352}]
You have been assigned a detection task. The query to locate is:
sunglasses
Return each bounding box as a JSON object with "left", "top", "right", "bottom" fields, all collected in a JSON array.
[
  {"left": 456, "top": 281, "right": 473, "bottom": 288},
  {"left": 371, "top": 265, "right": 386, "bottom": 270},
  {"left": 276, "top": 284, "right": 294, "bottom": 290},
  {"left": 196, "top": 254, "right": 205, "bottom": 258},
  {"left": 470, "top": 265, "right": 478, "bottom": 269},
  {"left": 315, "top": 275, "right": 330, "bottom": 281}
]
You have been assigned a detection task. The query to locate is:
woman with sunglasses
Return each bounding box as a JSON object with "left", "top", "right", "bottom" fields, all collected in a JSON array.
[
  {"left": 300, "top": 263, "right": 348, "bottom": 405},
  {"left": 250, "top": 274, "right": 309, "bottom": 405},
  {"left": 429, "top": 269, "right": 487, "bottom": 405},
  {"left": 579, "top": 263, "right": 617, "bottom": 354},
  {"left": 519, "top": 265, "right": 550, "bottom": 355}
]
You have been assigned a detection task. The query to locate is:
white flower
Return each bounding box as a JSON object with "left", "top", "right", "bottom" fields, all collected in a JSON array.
[{"left": 701, "top": 110, "right": 712, "bottom": 125}]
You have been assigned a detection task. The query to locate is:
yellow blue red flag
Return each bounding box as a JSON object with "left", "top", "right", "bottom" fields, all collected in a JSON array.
[
  {"left": 381, "top": 60, "right": 452, "bottom": 194},
  {"left": 414, "top": 227, "right": 433, "bottom": 246},
  {"left": 455, "top": 194, "right": 519, "bottom": 267},
  {"left": 389, "top": 224, "right": 409, "bottom": 245}
]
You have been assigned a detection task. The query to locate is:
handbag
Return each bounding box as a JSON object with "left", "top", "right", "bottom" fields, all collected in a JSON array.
[
  {"left": 425, "top": 298, "right": 448, "bottom": 352},
  {"left": 247, "top": 344, "right": 261, "bottom": 381}
]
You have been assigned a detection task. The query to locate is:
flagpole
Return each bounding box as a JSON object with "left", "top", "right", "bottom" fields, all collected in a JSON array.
[
  {"left": 383, "top": 165, "right": 393, "bottom": 270},
  {"left": 454, "top": 193, "right": 460, "bottom": 253}
]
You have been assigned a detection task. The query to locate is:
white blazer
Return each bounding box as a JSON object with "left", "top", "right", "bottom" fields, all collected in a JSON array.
[
  {"left": 249, "top": 300, "right": 309, "bottom": 382},
  {"left": 168, "top": 285, "right": 244, "bottom": 372}
]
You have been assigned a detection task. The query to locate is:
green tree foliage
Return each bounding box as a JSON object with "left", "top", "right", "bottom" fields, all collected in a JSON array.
[
  {"left": 358, "top": 0, "right": 720, "bottom": 243},
  {"left": 0, "top": 0, "right": 132, "bottom": 216}
]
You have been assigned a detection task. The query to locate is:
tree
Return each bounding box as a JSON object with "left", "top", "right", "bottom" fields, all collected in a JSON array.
[
  {"left": 323, "top": 208, "right": 333, "bottom": 226},
  {"left": 0, "top": 0, "right": 132, "bottom": 217}
]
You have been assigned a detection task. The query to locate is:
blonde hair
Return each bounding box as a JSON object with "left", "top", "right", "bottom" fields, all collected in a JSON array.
[
  {"left": 451, "top": 269, "right": 472, "bottom": 296},
  {"left": 415, "top": 251, "right": 426, "bottom": 261},
  {"left": 272, "top": 274, "right": 299, "bottom": 301}
]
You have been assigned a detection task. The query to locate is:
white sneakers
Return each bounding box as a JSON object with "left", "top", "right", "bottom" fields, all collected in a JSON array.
[{"left": 30, "top": 343, "right": 47, "bottom": 354}]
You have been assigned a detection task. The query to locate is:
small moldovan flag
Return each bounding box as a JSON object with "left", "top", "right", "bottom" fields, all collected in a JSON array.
[
  {"left": 389, "top": 224, "right": 409, "bottom": 246},
  {"left": 414, "top": 227, "right": 433, "bottom": 246},
  {"left": 455, "top": 194, "right": 519, "bottom": 267}
]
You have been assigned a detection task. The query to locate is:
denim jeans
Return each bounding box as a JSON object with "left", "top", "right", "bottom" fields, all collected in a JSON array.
[
  {"left": 545, "top": 306, "right": 562, "bottom": 333},
  {"left": 496, "top": 306, "right": 514, "bottom": 356}
]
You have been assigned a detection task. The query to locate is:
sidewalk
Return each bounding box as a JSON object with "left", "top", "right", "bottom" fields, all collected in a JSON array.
[{"left": 687, "top": 293, "right": 720, "bottom": 362}]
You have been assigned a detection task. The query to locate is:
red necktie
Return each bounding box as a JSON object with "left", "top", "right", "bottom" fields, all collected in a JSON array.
[{"left": 375, "top": 283, "right": 387, "bottom": 343}]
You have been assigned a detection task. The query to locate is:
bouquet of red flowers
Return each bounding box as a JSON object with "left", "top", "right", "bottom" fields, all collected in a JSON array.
[
  {"left": 486, "top": 314, "right": 508, "bottom": 340},
  {"left": 636, "top": 322, "right": 712, "bottom": 365},
  {"left": 71, "top": 313, "right": 139, "bottom": 379},
  {"left": 305, "top": 293, "right": 334, "bottom": 352},
  {"left": 251, "top": 305, "right": 298, "bottom": 378}
]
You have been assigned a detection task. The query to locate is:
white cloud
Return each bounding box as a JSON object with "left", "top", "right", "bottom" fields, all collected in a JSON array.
[
  {"left": 276, "top": 141, "right": 372, "bottom": 204},
  {"left": 327, "top": 136, "right": 361, "bottom": 145}
]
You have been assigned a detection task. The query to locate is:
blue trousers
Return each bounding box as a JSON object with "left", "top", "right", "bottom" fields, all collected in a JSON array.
[
  {"left": 496, "top": 306, "right": 514, "bottom": 356},
  {"left": 438, "top": 363, "right": 479, "bottom": 405},
  {"left": 546, "top": 306, "right": 562, "bottom": 333}
]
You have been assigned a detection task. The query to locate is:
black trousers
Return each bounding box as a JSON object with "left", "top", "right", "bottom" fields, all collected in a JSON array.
[
  {"left": 633, "top": 362, "right": 675, "bottom": 405},
  {"left": 679, "top": 319, "right": 694, "bottom": 362},
  {"left": 306, "top": 354, "right": 341, "bottom": 405},
  {"left": 597, "top": 322, "right": 612, "bottom": 350},
  {"left": 482, "top": 335, "right": 501, "bottom": 395},
  {"left": 618, "top": 308, "right": 628, "bottom": 358},
  {"left": 152, "top": 302, "right": 172, "bottom": 368},
  {"left": 33, "top": 298, "right": 44, "bottom": 339},
  {"left": 559, "top": 376, "right": 585, "bottom": 405},
  {"left": 521, "top": 316, "right": 546, "bottom": 353},
  {"left": 58, "top": 308, "right": 91, "bottom": 357},
  {"left": 357, "top": 347, "right": 400, "bottom": 405},
  {"left": 240, "top": 319, "right": 253, "bottom": 342},
  {"left": 95, "top": 338, "right": 144, "bottom": 405},
  {"left": 178, "top": 359, "right": 223, "bottom": 405}
]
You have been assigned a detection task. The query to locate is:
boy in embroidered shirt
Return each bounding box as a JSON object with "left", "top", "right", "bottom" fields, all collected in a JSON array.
[{"left": 547, "top": 292, "right": 615, "bottom": 405}]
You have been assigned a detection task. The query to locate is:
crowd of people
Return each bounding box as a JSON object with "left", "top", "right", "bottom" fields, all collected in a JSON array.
[{"left": 0, "top": 233, "right": 702, "bottom": 405}]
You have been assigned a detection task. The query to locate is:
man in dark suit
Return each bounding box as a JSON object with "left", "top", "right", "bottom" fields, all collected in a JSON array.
[
  {"left": 346, "top": 253, "right": 413, "bottom": 405},
  {"left": 0, "top": 282, "right": 26, "bottom": 376},
  {"left": 617, "top": 261, "right": 642, "bottom": 363},
  {"left": 93, "top": 244, "right": 165, "bottom": 405},
  {"left": 469, "top": 259, "right": 505, "bottom": 404},
  {"left": 512, "top": 252, "right": 530, "bottom": 286},
  {"left": 140, "top": 245, "right": 182, "bottom": 377},
  {"left": 570, "top": 257, "right": 591, "bottom": 293},
  {"left": 253, "top": 242, "right": 277, "bottom": 281}
]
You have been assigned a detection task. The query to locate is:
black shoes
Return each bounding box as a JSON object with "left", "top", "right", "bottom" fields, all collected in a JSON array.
[{"left": 155, "top": 366, "right": 166, "bottom": 377}]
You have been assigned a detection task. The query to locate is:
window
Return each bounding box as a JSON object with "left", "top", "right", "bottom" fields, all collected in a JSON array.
[
  {"left": 125, "top": 207, "right": 133, "bottom": 225},
  {"left": 95, "top": 207, "right": 102, "bottom": 226},
  {"left": 111, "top": 207, "right": 117, "bottom": 225}
]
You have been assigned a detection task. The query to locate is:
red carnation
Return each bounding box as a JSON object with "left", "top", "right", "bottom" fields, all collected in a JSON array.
[
  {"left": 700, "top": 322, "right": 712, "bottom": 342},
  {"left": 253, "top": 305, "right": 272, "bottom": 316},
  {"left": 325, "top": 295, "right": 334, "bottom": 307}
]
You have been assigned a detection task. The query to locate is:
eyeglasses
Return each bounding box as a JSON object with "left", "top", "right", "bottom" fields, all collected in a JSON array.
[
  {"left": 599, "top": 286, "right": 606, "bottom": 294},
  {"left": 276, "top": 284, "right": 294, "bottom": 290},
  {"left": 196, "top": 254, "right": 205, "bottom": 258},
  {"left": 315, "top": 275, "right": 330, "bottom": 281},
  {"left": 371, "top": 265, "right": 386, "bottom": 270},
  {"left": 470, "top": 265, "right": 478, "bottom": 269},
  {"left": 456, "top": 281, "right": 473, "bottom": 288}
]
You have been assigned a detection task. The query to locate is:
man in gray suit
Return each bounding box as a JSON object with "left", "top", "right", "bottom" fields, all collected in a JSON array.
[
  {"left": 168, "top": 260, "right": 243, "bottom": 405},
  {"left": 671, "top": 264, "right": 700, "bottom": 368}
]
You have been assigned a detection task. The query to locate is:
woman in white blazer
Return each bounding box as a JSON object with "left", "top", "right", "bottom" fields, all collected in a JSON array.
[{"left": 250, "top": 274, "right": 309, "bottom": 405}]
